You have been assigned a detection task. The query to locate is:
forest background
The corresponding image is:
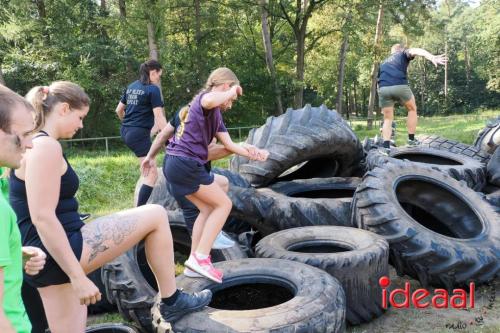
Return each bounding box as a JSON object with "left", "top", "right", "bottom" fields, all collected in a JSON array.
[{"left": 1, "top": 0, "right": 498, "bottom": 137}]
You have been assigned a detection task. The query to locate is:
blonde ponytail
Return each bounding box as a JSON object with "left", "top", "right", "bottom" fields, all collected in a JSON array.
[
  {"left": 25, "top": 86, "right": 49, "bottom": 130},
  {"left": 25, "top": 81, "right": 89, "bottom": 131}
]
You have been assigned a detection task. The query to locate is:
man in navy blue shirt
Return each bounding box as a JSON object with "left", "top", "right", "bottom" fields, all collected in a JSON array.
[{"left": 378, "top": 44, "right": 447, "bottom": 148}]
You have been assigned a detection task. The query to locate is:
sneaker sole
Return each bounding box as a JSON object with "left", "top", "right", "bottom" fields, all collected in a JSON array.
[
  {"left": 151, "top": 306, "right": 174, "bottom": 333},
  {"left": 183, "top": 269, "right": 203, "bottom": 278},
  {"left": 184, "top": 261, "right": 223, "bottom": 283}
]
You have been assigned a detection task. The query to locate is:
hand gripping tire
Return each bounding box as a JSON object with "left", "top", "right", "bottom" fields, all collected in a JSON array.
[
  {"left": 418, "top": 135, "right": 491, "bottom": 164},
  {"left": 255, "top": 226, "right": 389, "bottom": 325},
  {"left": 366, "top": 146, "right": 487, "bottom": 190},
  {"left": 352, "top": 163, "right": 500, "bottom": 289},
  {"left": 173, "top": 258, "right": 346, "bottom": 333},
  {"left": 103, "top": 210, "right": 246, "bottom": 333},
  {"left": 474, "top": 116, "right": 500, "bottom": 154},
  {"left": 230, "top": 104, "right": 365, "bottom": 187}
]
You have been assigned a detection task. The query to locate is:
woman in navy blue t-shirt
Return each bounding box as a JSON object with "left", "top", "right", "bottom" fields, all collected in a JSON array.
[{"left": 115, "top": 60, "right": 168, "bottom": 206}]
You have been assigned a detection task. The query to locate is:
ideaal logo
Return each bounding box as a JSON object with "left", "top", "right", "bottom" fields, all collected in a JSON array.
[{"left": 379, "top": 276, "right": 475, "bottom": 309}]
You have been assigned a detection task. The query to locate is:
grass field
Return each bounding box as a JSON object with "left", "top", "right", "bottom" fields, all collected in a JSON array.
[{"left": 74, "top": 110, "right": 499, "bottom": 332}]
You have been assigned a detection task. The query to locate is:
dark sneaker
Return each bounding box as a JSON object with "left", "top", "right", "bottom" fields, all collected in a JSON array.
[
  {"left": 407, "top": 138, "right": 420, "bottom": 146},
  {"left": 151, "top": 290, "right": 212, "bottom": 328}
]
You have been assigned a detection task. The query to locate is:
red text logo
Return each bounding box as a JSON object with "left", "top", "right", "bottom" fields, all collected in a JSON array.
[{"left": 379, "top": 276, "right": 475, "bottom": 309}]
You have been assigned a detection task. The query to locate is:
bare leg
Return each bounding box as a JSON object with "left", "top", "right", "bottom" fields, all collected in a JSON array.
[
  {"left": 214, "top": 174, "right": 229, "bottom": 193},
  {"left": 382, "top": 106, "right": 395, "bottom": 141},
  {"left": 79, "top": 204, "right": 176, "bottom": 298},
  {"left": 38, "top": 284, "right": 86, "bottom": 333},
  {"left": 189, "top": 201, "right": 212, "bottom": 254},
  {"left": 186, "top": 183, "right": 232, "bottom": 255},
  {"left": 403, "top": 96, "right": 418, "bottom": 135},
  {"left": 188, "top": 174, "right": 229, "bottom": 253}
]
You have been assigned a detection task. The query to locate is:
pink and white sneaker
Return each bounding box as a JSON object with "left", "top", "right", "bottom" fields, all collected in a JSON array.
[{"left": 184, "top": 254, "right": 223, "bottom": 283}]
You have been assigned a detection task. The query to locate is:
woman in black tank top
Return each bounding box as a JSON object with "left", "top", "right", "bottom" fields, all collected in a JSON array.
[{"left": 14, "top": 81, "right": 211, "bottom": 333}]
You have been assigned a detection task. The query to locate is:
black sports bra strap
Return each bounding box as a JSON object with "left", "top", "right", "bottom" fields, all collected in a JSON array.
[{"left": 34, "top": 130, "right": 49, "bottom": 138}]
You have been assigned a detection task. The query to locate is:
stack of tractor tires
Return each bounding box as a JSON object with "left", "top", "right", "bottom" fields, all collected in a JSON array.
[{"left": 103, "top": 106, "right": 499, "bottom": 332}]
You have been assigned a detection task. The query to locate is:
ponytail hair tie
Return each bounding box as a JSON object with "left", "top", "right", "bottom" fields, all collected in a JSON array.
[{"left": 41, "top": 86, "right": 49, "bottom": 101}]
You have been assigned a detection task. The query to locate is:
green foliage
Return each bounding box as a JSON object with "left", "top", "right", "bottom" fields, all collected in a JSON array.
[{"left": 0, "top": 0, "right": 498, "bottom": 135}]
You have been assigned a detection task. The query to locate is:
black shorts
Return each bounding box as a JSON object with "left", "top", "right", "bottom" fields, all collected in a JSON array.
[
  {"left": 120, "top": 126, "right": 152, "bottom": 158},
  {"left": 163, "top": 155, "right": 214, "bottom": 198},
  {"left": 23, "top": 231, "right": 83, "bottom": 288}
]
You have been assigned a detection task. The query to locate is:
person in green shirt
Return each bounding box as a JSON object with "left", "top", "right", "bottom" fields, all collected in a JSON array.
[{"left": 0, "top": 85, "right": 46, "bottom": 333}]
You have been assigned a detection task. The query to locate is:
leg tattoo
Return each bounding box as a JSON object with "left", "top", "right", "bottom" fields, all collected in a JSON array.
[{"left": 82, "top": 214, "right": 138, "bottom": 263}]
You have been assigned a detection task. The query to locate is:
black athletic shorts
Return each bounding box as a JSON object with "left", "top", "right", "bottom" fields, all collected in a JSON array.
[
  {"left": 120, "top": 126, "right": 152, "bottom": 158},
  {"left": 163, "top": 155, "right": 214, "bottom": 198},
  {"left": 23, "top": 231, "right": 83, "bottom": 288}
]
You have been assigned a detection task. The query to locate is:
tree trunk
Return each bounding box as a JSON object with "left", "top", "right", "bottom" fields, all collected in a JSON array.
[
  {"left": 146, "top": 4, "right": 162, "bottom": 99},
  {"left": 119, "top": 0, "right": 126, "bottom": 18},
  {"left": 420, "top": 59, "right": 426, "bottom": 114},
  {"left": 260, "top": 0, "right": 283, "bottom": 115},
  {"left": 147, "top": 21, "right": 159, "bottom": 60},
  {"left": 0, "top": 65, "right": 5, "bottom": 86},
  {"left": 349, "top": 85, "right": 355, "bottom": 119},
  {"left": 335, "top": 32, "right": 349, "bottom": 114},
  {"left": 34, "top": 0, "right": 46, "bottom": 18},
  {"left": 34, "top": 0, "right": 49, "bottom": 42},
  {"left": 100, "top": 0, "right": 106, "bottom": 13},
  {"left": 294, "top": 26, "right": 306, "bottom": 108},
  {"left": 353, "top": 80, "right": 358, "bottom": 117},
  {"left": 367, "top": 1, "right": 384, "bottom": 129},
  {"left": 464, "top": 35, "right": 471, "bottom": 86}
]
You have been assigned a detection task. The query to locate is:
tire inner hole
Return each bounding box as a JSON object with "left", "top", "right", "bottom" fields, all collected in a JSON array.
[
  {"left": 288, "top": 240, "right": 352, "bottom": 253},
  {"left": 396, "top": 179, "right": 482, "bottom": 239},
  {"left": 278, "top": 158, "right": 340, "bottom": 181},
  {"left": 392, "top": 153, "right": 462, "bottom": 166},
  {"left": 288, "top": 188, "right": 355, "bottom": 199},
  {"left": 210, "top": 281, "right": 295, "bottom": 310}
]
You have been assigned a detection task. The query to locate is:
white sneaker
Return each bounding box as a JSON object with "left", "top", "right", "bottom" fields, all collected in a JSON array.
[{"left": 212, "top": 231, "right": 236, "bottom": 250}]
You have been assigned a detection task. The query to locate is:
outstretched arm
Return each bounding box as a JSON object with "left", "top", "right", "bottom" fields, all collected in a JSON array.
[
  {"left": 201, "top": 85, "right": 242, "bottom": 110},
  {"left": 407, "top": 48, "right": 448, "bottom": 67}
]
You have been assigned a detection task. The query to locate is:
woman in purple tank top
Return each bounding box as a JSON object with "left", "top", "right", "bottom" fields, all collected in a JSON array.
[{"left": 143, "top": 68, "right": 268, "bottom": 283}]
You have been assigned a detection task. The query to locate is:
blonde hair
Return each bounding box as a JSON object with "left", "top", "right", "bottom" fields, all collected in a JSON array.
[
  {"left": 391, "top": 44, "right": 404, "bottom": 54},
  {"left": 203, "top": 67, "right": 239, "bottom": 91},
  {"left": 25, "top": 81, "right": 89, "bottom": 131}
]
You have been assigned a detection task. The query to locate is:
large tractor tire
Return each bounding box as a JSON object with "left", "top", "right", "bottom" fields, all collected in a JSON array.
[
  {"left": 352, "top": 163, "right": 500, "bottom": 289},
  {"left": 367, "top": 146, "right": 487, "bottom": 190},
  {"left": 103, "top": 211, "right": 246, "bottom": 332},
  {"left": 230, "top": 104, "right": 365, "bottom": 187},
  {"left": 172, "top": 258, "right": 346, "bottom": 333},
  {"left": 255, "top": 226, "right": 389, "bottom": 325},
  {"left": 418, "top": 135, "right": 491, "bottom": 164},
  {"left": 228, "top": 183, "right": 357, "bottom": 237}
]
